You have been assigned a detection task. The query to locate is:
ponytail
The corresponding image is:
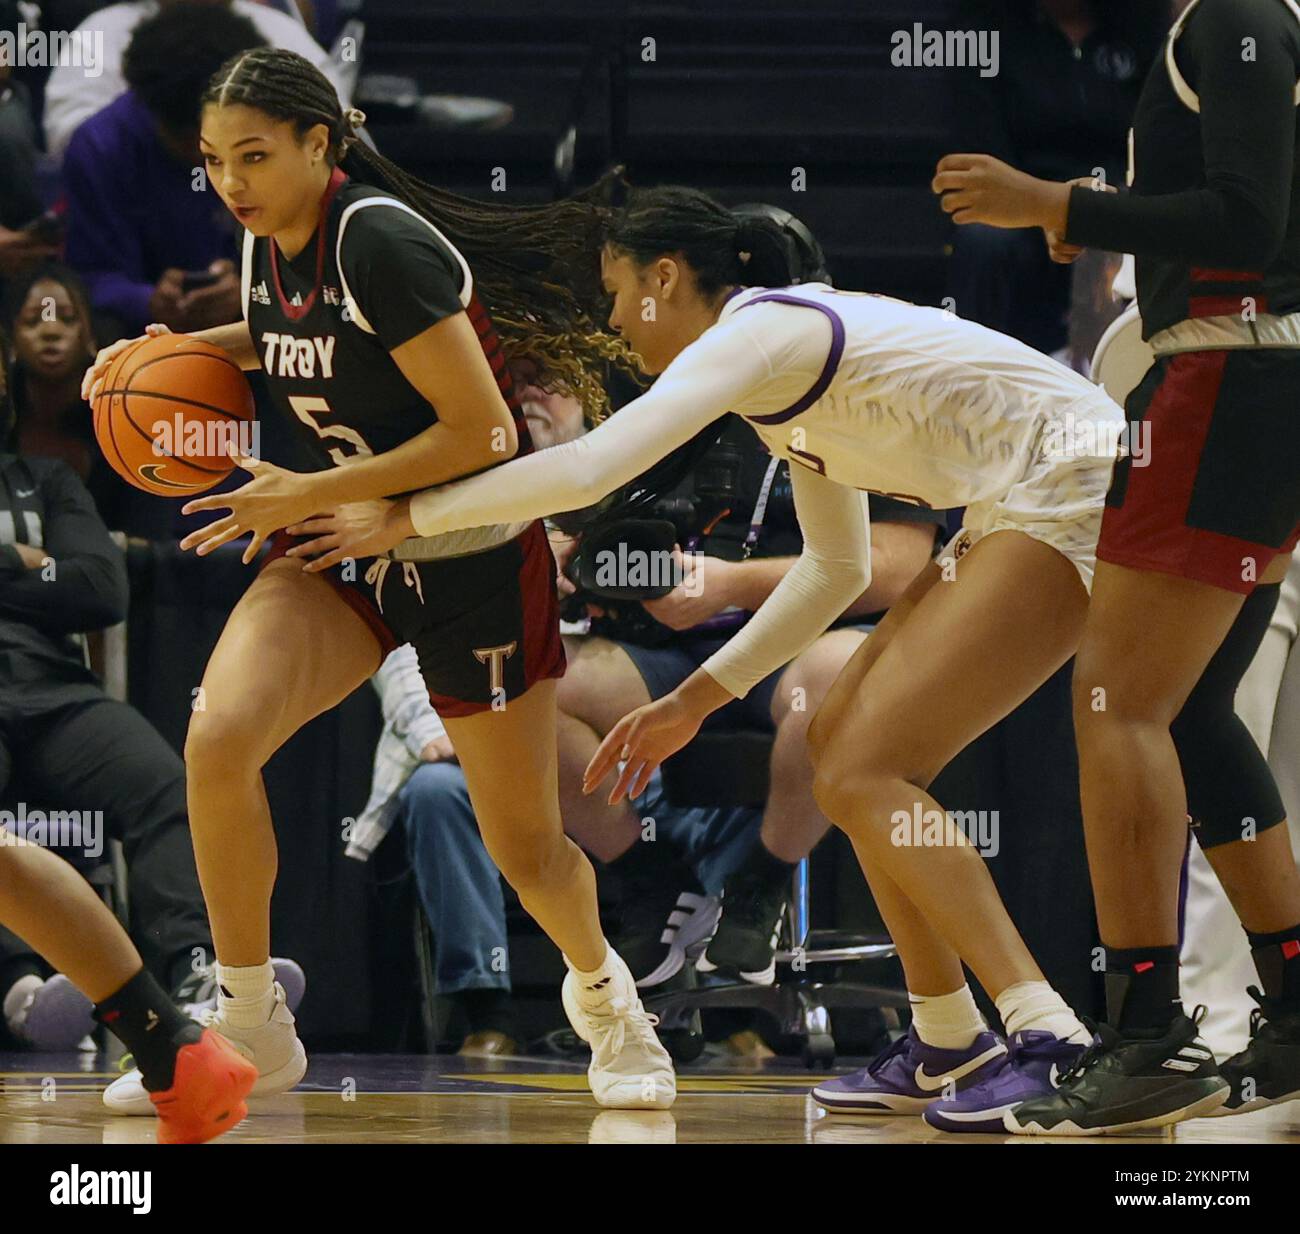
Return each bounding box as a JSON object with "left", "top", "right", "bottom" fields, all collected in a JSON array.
[{"left": 604, "top": 185, "right": 799, "bottom": 295}]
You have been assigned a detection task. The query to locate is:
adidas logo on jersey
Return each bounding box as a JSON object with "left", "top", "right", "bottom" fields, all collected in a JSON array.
[{"left": 250, "top": 280, "right": 271, "bottom": 306}]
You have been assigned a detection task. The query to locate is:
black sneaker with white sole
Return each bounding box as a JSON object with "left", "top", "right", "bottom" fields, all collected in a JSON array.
[
  {"left": 612, "top": 869, "right": 720, "bottom": 989},
  {"left": 1004, "top": 1011, "right": 1229, "bottom": 1135},
  {"left": 697, "top": 866, "right": 789, "bottom": 986},
  {"left": 1207, "top": 988, "right": 1300, "bottom": 1116}
]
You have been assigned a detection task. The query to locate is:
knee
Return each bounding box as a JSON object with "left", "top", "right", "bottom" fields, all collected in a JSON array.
[
  {"left": 483, "top": 832, "right": 567, "bottom": 894},
  {"left": 1071, "top": 661, "right": 1178, "bottom": 737},
  {"left": 810, "top": 763, "right": 845, "bottom": 821},
  {"left": 812, "top": 763, "right": 904, "bottom": 845},
  {"left": 405, "top": 760, "right": 464, "bottom": 804},
  {"left": 809, "top": 732, "right": 874, "bottom": 822},
  {"left": 555, "top": 637, "right": 619, "bottom": 725},
  {"left": 806, "top": 698, "right": 839, "bottom": 763},
  {"left": 184, "top": 706, "right": 269, "bottom": 774},
  {"left": 555, "top": 638, "right": 588, "bottom": 717}
]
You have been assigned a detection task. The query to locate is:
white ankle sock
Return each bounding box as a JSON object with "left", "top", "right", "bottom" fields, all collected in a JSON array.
[
  {"left": 215, "top": 960, "right": 275, "bottom": 1029},
  {"left": 566, "top": 944, "right": 621, "bottom": 1004},
  {"left": 909, "top": 985, "right": 986, "bottom": 1049},
  {"left": 995, "top": 980, "right": 1090, "bottom": 1045}
]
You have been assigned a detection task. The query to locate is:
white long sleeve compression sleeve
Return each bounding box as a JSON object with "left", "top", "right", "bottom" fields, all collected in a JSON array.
[
  {"left": 408, "top": 300, "right": 870, "bottom": 699},
  {"left": 700, "top": 464, "right": 871, "bottom": 698},
  {"left": 409, "top": 309, "right": 785, "bottom": 539}
]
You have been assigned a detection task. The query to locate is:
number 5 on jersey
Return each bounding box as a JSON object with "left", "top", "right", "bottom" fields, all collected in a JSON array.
[{"left": 288, "top": 395, "right": 374, "bottom": 466}]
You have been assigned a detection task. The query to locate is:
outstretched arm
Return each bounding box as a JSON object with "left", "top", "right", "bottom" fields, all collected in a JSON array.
[
  {"left": 584, "top": 464, "right": 872, "bottom": 803},
  {"left": 400, "top": 311, "right": 782, "bottom": 538}
]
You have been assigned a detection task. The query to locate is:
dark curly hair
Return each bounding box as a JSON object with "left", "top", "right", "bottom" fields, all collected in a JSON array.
[{"left": 124, "top": 1, "right": 265, "bottom": 134}]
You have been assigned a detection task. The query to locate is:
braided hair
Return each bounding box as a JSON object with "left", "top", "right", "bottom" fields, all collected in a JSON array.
[{"left": 202, "top": 48, "right": 636, "bottom": 421}]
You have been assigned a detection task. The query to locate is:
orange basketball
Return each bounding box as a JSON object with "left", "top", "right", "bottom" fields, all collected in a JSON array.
[{"left": 92, "top": 333, "right": 256, "bottom": 496}]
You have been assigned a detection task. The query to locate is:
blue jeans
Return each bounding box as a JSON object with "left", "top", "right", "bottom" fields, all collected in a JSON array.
[
  {"left": 402, "top": 761, "right": 761, "bottom": 994},
  {"left": 402, "top": 761, "right": 511, "bottom": 996}
]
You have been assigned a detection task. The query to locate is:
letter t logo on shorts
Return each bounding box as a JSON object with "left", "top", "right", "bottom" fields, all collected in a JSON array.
[{"left": 473, "top": 642, "right": 518, "bottom": 696}]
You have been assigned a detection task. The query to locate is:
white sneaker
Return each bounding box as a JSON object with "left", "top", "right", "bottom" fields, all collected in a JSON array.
[
  {"left": 103, "top": 981, "right": 306, "bottom": 1116},
  {"left": 174, "top": 956, "right": 306, "bottom": 1021},
  {"left": 561, "top": 950, "right": 676, "bottom": 1109}
]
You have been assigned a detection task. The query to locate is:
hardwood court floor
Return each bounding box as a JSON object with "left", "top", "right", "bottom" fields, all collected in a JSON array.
[{"left": 2, "top": 1050, "right": 1298, "bottom": 1144}]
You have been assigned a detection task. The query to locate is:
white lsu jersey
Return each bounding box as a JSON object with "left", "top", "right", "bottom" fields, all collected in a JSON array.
[{"left": 721, "top": 283, "right": 1126, "bottom": 512}]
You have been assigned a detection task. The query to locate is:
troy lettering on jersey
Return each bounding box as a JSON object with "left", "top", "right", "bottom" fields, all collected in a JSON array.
[{"left": 261, "top": 332, "right": 337, "bottom": 380}]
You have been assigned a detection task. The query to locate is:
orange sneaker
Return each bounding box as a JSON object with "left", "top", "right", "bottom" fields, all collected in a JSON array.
[{"left": 150, "top": 1029, "right": 258, "bottom": 1144}]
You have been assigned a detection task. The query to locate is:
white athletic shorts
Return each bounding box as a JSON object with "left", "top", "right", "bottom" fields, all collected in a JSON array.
[{"left": 940, "top": 391, "right": 1127, "bottom": 594}]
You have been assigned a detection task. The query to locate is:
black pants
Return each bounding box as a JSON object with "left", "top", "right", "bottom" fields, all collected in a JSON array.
[{"left": 0, "top": 692, "right": 211, "bottom": 996}]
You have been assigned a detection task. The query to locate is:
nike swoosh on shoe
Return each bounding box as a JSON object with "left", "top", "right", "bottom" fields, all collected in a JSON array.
[{"left": 913, "top": 1044, "right": 1007, "bottom": 1092}]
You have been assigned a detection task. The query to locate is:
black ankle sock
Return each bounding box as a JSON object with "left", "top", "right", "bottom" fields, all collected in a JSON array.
[
  {"left": 732, "top": 836, "right": 798, "bottom": 891},
  {"left": 1103, "top": 945, "right": 1183, "bottom": 1035},
  {"left": 1245, "top": 922, "right": 1300, "bottom": 1012},
  {"left": 455, "top": 987, "right": 516, "bottom": 1037},
  {"left": 94, "top": 969, "right": 202, "bottom": 1092}
]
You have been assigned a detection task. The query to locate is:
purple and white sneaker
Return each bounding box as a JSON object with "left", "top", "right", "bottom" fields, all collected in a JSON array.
[
  {"left": 923, "top": 1029, "right": 1086, "bottom": 1133},
  {"left": 812, "top": 1028, "right": 1008, "bottom": 1115},
  {"left": 5, "top": 974, "right": 95, "bottom": 1051}
]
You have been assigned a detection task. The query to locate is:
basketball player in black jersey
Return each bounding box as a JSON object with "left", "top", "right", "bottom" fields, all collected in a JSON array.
[
  {"left": 84, "top": 48, "right": 675, "bottom": 1113},
  {"left": 935, "top": 0, "right": 1300, "bottom": 1132}
]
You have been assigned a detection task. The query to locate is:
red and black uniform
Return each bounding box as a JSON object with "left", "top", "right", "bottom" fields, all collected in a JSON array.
[
  {"left": 1066, "top": 0, "right": 1300, "bottom": 593},
  {"left": 242, "top": 168, "right": 563, "bottom": 716}
]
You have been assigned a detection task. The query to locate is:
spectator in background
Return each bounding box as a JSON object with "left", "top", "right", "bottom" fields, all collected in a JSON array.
[
  {"left": 945, "top": 0, "right": 1167, "bottom": 356},
  {"left": 62, "top": 3, "right": 266, "bottom": 342},
  {"left": 0, "top": 340, "right": 305, "bottom": 1051},
  {"left": 43, "top": 0, "right": 348, "bottom": 161},
  {"left": 2, "top": 262, "right": 135, "bottom": 529},
  {"left": 0, "top": 2, "right": 59, "bottom": 290}
]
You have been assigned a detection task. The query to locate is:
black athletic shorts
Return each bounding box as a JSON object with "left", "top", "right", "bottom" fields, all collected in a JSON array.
[
  {"left": 264, "top": 520, "right": 565, "bottom": 717},
  {"left": 1098, "top": 348, "right": 1300, "bottom": 594}
]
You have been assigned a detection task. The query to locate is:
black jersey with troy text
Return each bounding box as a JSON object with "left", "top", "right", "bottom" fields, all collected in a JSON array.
[
  {"left": 1066, "top": 0, "right": 1300, "bottom": 339},
  {"left": 240, "top": 170, "right": 534, "bottom": 474}
]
